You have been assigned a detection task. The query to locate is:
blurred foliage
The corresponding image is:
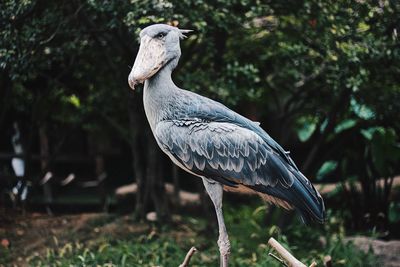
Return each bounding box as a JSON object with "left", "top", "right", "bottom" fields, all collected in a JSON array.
[
  {"left": 2, "top": 0, "right": 399, "bottom": 138},
  {"left": 1, "top": 0, "right": 399, "bottom": 231},
  {"left": 22, "top": 206, "right": 378, "bottom": 267}
]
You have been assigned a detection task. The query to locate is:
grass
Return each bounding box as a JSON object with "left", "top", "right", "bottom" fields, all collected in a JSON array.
[{"left": 4, "top": 203, "right": 379, "bottom": 267}]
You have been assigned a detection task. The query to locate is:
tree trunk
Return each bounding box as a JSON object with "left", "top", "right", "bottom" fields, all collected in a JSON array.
[
  {"left": 128, "top": 88, "right": 170, "bottom": 222},
  {"left": 302, "top": 88, "right": 352, "bottom": 173},
  {"left": 128, "top": 90, "right": 148, "bottom": 220},
  {"left": 0, "top": 70, "right": 11, "bottom": 131},
  {"left": 95, "top": 155, "right": 107, "bottom": 211},
  {"left": 39, "top": 125, "right": 52, "bottom": 213},
  {"left": 147, "top": 133, "right": 170, "bottom": 222},
  {"left": 172, "top": 164, "right": 180, "bottom": 206}
]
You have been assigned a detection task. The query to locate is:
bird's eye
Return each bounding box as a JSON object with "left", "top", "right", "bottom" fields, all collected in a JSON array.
[{"left": 157, "top": 32, "right": 165, "bottom": 39}]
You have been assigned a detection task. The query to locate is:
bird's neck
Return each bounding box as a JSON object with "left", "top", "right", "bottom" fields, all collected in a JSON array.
[
  {"left": 143, "top": 61, "right": 178, "bottom": 130},
  {"left": 145, "top": 64, "right": 176, "bottom": 91}
]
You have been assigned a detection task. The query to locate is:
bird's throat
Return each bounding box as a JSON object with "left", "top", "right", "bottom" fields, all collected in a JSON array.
[{"left": 145, "top": 57, "right": 178, "bottom": 90}]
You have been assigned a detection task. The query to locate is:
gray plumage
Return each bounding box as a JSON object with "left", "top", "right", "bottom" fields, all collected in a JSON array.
[
  {"left": 128, "top": 24, "right": 325, "bottom": 267},
  {"left": 153, "top": 88, "right": 325, "bottom": 223}
]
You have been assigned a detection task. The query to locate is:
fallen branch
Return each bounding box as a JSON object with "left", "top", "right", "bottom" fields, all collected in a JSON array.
[
  {"left": 323, "top": 255, "right": 332, "bottom": 267},
  {"left": 315, "top": 176, "right": 400, "bottom": 196},
  {"left": 115, "top": 182, "right": 200, "bottom": 206},
  {"left": 268, "top": 252, "right": 289, "bottom": 266},
  {"left": 115, "top": 177, "right": 400, "bottom": 204},
  {"left": 268, "top": 237, "right": 317, "bottom": 267},
  {"left": 179, "top": 247, "right": 197, "bottom": 267}
]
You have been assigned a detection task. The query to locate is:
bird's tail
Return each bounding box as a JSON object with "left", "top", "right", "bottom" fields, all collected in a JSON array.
[
  {"left": 249, "top": 170, "right": 326, "bottom": 224},
  {"left": 290, "top": 170, "right": 326, "bottom": 224}
]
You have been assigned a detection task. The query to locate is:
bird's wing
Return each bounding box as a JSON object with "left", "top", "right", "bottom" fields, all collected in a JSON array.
[
  {"left": 174, "top": 90, "right": 300, "bottom": 171},
  {"left": 155, "top": 117, "right": 325, "bottom": 223},
  {"left": 155, "top": 119, "right": 293, "bottom": 188}
]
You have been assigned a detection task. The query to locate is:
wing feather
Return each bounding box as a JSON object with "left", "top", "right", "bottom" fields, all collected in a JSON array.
[
  {"left": 155, "top": 118, "right": 325, "bottom": 223},
  {"left": 156, "top": 120, "right": 290, "bottom": 188}
]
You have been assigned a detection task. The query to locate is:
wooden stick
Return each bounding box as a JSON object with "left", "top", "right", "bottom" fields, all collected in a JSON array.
[
  {"left": 268, "top": 237, "right": 307, "bottom": 267},
  {"left": 269, "top": 252, "right": 289, "bottom": 266},
  {"left": 323, "top": 255, "right": 332, "bottom": 267},
  {"left": 179, "top": 247, "right": 197, "bottom": 267}
]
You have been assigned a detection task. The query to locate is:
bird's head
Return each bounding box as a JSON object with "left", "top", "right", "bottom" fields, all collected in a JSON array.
[{"left": 128, "top": 24, "right": 192, "bottom": 90}]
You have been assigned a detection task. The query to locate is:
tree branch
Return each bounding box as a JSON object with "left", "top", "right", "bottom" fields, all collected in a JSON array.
[
  {"left": 268, "top": 237, "right": 317, "bottom": 267},
  {"left": 268, "top": 238, "right": 306, "bottom": 267},
  {"left": 179, "top": 247, "right": 197, "bottom": 267}
]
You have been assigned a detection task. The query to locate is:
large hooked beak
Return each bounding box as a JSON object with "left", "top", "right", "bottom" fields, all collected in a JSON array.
[{"left": 128, "top": 35, "right": 166, "bottom": 90}]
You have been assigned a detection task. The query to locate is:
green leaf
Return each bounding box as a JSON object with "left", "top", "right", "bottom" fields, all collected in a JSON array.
[
  {"left": 389, "top": 202, "right": 400, "bottom": 223},
  {"left": 350, "top": 98, "right": 375, "bottom": 120},
  {"left": 370, "top": 127, "right": 400, "bottom": 174},
  {"left": 317, "top": 160, "right": 338, "bottom": 181},
  {"left": 68, "top": 94, "right": 81, "bottom": 108},
  {"left": 297, "top": 117, "right": 317, "bottom": 142},
  {"left": 360, "top": 126, "right": 385, "bottom": 140},
  {"left": 357, "top": 22, "right": 370, "bottom": 32},
  {"left": 334, "top": 119, "right": 356, "bottom": 134}
]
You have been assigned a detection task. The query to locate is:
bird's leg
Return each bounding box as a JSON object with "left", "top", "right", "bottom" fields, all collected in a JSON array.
[{"left": 202, "top": 178, "right": 230, "bottom": 267}]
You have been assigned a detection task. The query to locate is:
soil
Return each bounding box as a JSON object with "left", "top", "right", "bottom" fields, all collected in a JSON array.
[{"left": 0, "top": 212, "right": 161, "bottom": 266}]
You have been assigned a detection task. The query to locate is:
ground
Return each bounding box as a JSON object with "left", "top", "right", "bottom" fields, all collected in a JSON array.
[
  {"left": 0, "top": 207, "right": 397, "bottom": 266},
  {"left": 3, "top": 211, "right": 208, "bottom": 266},
  {"left": 345, "top": 236, "right": 400, "bottom": 267}
]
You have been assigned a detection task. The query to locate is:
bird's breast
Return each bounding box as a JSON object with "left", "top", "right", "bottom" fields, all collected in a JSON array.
[{"left": 143, "top": 89, "right": 179, "bottom": 134}]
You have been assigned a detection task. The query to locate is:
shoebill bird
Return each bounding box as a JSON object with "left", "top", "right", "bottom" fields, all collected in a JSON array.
[{"left": 128, "top": 24, "right": 325, "bottom": 267}]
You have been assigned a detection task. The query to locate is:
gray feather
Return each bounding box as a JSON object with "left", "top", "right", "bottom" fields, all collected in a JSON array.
[
  {"left": 155, "top": 120, "right": 291, "bottom": 188},
  {"left": 137, "top": 23, "right": 325, "bottom": 224}
]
